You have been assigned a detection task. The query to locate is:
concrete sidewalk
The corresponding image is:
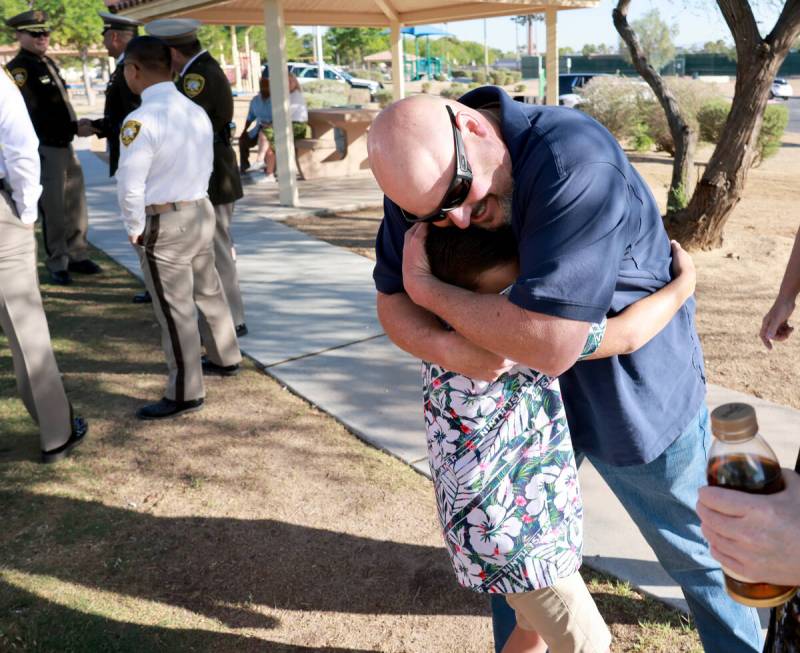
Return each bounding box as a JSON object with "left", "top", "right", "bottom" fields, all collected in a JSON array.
[{"left": 80, "top": 149, "right": 796, "bottom": 626}]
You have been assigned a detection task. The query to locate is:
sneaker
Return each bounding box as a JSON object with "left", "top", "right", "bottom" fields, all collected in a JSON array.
[
  {"left": 136, "top": 397, "right": 204, "bottom": 420},
  {"left": 42, "top": 417, "right": 88, "bottom": 464},
  {"left": 236, "top": 323, "right": 248, "bottom": 338},
  {"left": 263, "top": 174, "right": 276, "bottom": 182}
]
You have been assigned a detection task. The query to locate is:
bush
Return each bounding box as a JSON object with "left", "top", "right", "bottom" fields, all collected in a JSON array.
[
  {"left": 467, "top": 82, "right": 481, "bottom": 90},
  {"left": 440, "top": 83, "right": 468, "bottom": 99},
  {"left": 451, "top": 69, "right": 468, "bottom": 78},
  {"left": 639, "top": 78, "right": 725, "bottom": 154},
  {"left": 489, "top": 70, "right": 507, "bottom": 86},
  {"left": 435, "top": 73, "right": 448, "bottom": 82},
  {"left": 508, "top": 70, "right": 522, "bottom": 83},
  {"left": 514, "top": 83, "right": 527, "bottom": 93},
  {"left": 302, "top": 80, "right": 346, "bottom": 95},
  {"left": 471, "top": 70, "right": 487, "bottom": 84},
  {"left": 697, "top": 99, "right": 730, "bottom": 143},
  {"left": 348, "top": 68, "right": 384, "bottom": 82},
  {"left": 631, "top": 122, "right": 654, "bottom": 152},
  {"left": 304, "top": 91, "right": 349, "bottom": 109},
  {"left": 578, "top": 76, "right": 651, "bottom": 141},
  {"left": 758, "top": 103, "right": 789, "bottom": 163},
  {"left": 422, "top": 81, "right": 432, "bottom": 94},
  {"left": 373, "top": 88, "right": 394, "bottom": 108}
]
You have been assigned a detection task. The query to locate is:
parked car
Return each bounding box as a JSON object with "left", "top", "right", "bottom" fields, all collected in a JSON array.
[
  {"left": 771, "top": 78, "right": 793, "bottom": 100},
  {"left": 558, "top": 73, "right": 609, "bottom": 108},
  {"left": 293, "top": 64, "right": 383, "bottom": 95}
]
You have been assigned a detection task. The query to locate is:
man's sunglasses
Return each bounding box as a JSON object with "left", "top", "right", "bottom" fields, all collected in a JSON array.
[
  {"left": 24, "top": 30, "right": 50, "bottom": 38},
  {"left": 400, "top": 105, "right": 473, "bottom": 224}
]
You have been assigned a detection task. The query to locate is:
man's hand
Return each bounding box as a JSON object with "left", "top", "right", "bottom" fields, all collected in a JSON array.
[
  {"left": 760, "top": 297, "right": 795, "bottom": 350},
  {"left": 697, "top": 470, "right": 800, "bottom": 586},
  {"left": 76, "top": 118, "right": 94, "bottom": 138},
  {"left": 670, "top": 240, "right": 696, "bottom": 299},
  {"left": 439, "top": 330, "right": 516, "bottom": 381},
  {"left": 128, "top": 233, "right": 143, "bottom": 246},
  {"left": 402, "top": 223, "right": 438, "bottom": 308}
]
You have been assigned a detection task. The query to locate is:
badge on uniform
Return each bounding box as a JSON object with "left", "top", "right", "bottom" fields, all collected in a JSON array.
[
  {"left": 183, "top": 73, "right": 205, "bottom": 98},
  {"left": 121, "top": 120, "right": 142, "bottom": 146},
  {"left": 10, "top": 68, "right": 26, "bottom": 87}
]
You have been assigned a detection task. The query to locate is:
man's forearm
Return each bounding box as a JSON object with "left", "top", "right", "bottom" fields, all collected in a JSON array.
[
  {"left": 778, "top": 229, "right": 800, "bottom": 302},
  {"left": 411, "top": 279, "right": 589, "bottom": 377}
]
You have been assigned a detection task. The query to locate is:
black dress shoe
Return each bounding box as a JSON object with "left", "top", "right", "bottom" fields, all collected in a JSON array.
[
  {"left": 132, "top": 290, "right": 152, "bottom": 304},
  {"left": 235, "top": 323, "right": 248, "bottom": 337},
  {"left": 68, "top": 259, "right": 102, "bottom": 274},
  {"left": 42, "top": 416, "right": 88, "bottom": 464},
  {"left": 136, "top": 397, "right": 204, "bottom": 420},
  {"left": 201, "top": 356, "right": 240, "bottom": 377},
  {"left": 49, "top": 270, "right": 72, "bottom": 285}
]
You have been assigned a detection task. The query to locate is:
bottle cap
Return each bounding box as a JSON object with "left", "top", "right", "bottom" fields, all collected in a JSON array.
[{"left": 710, "top": 402, "right": 758, "bottom": 442}]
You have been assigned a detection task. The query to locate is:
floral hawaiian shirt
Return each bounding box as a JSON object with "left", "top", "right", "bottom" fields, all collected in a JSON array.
[{"left": 422, "top": 320, "right": 606, "bottom": 594}]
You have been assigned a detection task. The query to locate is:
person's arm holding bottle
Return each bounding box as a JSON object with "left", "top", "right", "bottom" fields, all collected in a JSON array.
[{"left": 761, "top": 226, "right": 800, "bottom": 349}]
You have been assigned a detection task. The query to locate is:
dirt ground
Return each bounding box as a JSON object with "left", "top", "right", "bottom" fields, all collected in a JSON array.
[{"left": 285, "top": 131, "right": 800, "bottom": 412}]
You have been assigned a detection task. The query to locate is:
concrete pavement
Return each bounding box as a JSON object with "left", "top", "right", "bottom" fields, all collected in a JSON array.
[{"left": 79, "top": 148, "right": 797, "bottom": 626}]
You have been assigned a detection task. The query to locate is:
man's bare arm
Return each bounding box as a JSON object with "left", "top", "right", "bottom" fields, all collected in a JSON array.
[
  {"left": 376, "top": 292, "right": 515, "bottom": 381},
  {"left": 401, "top": 224, "right": 590, "bottom": 377}
]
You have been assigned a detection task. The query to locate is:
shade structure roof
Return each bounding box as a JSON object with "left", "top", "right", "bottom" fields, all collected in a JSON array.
[{"left": 110, "top": 0, "right": 599, "bottom": 28}]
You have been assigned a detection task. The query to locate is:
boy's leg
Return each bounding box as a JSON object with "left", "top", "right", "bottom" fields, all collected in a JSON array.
[
  {"left": 504, "top": 573, "right": 612, "bottom": 653},
  {"left": 586, "top": 405, "right": 762, "bottom": 653}
]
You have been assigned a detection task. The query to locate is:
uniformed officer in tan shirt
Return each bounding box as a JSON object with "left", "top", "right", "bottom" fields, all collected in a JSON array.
[
  {"left": 145, "top": 19, "right": 248, "bottom": 338},
  {"left": 116, "top": 36, "right": 242, "bottom": 420},
  {"left": 0, "top": 64, "right": 88, "bottom": 462}
]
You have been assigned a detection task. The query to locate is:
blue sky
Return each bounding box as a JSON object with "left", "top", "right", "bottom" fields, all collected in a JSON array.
[{"left": 297, "top": 0, "right": 784, "bottom": 53}]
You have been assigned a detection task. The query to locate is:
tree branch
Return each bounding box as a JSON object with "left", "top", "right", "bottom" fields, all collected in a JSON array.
[
  {"left": 716, "top": 0, "right": 762, "bottom": 63},
  {"left": 767, "top": 0, "right": 800, "bottom": 53}
]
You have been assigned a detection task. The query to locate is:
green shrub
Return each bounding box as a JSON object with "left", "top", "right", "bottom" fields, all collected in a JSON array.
[
  {"left": 302, "top": 80, "right": 346, "bottom": 95},
  {"left": 697, "top": 99, "right": 730, "bottom": 143},
  {"left": 435, "top": 73, "right": 448, "bottom": 82},
  {"left": 758, "top": 103, "right": 789, "bottom": 163},
  {"left": 440, "top": 83, "right": 468, "bottom": 99},
  {"left": 304, "top": 91, "right": 348, "bottom": 109},
  {"left": 640, "top": 78, "right": 725, "bottom": 154},
  {"left": 514, "top": 83, "right": 528, "bottom": 93},
  {"left": 508, "top": 70, "right": 522, "bottom": 83},
  {"left": 471, "top": 70, "right": 487, "bottom": 84},
  {"left": 489, "top": 70, "right": 506, "bottom": 86},
  {"left": 348, "top": 68, "right": 384, "bottom": 82},
  {"left": 373, "top": 88, "right": 394, "bottom": 108},
  {"left": 578, "top": 76, "right": 651, "bottom": 141},
  {"left": 467, "top": 82, "right": 481, "bottom": 90},
  {"left": 632, "top": 122, "right": 654, "bottom": 152},
  {"left": 421, "top": 81, "right": 432, "bottom": 94},
  {"left": 667, "top": 182, "right": 689, "bottom": 212},
  {"left": 451, "top": 69, "right": 468, "bottom": 78}
]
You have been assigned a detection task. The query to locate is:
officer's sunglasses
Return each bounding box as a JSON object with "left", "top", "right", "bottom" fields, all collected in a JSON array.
[
  {"left": 400, "top": 105, "right": 473, "bottom": 224},
  {"left": 24, "top": 30, "right": 50, "bottom": 38}
]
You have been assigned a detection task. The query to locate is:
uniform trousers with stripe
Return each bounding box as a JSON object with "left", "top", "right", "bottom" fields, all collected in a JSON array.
[
  {"left": 137, "top": 198, "right": 241, "bottom": 402},
  {"left": 211, "top": 202, "right": 245, "bottom": 327},
  {"left": 0, "top": 189, "right": 72, "bottom": 451},
  {"left": 38, "top": 144, "right": 90, "bottom": 273}
]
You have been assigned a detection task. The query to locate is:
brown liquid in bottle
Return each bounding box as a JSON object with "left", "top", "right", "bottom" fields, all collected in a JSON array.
[{"left": 707, "top": 453, "right": 796, "bottom": 607}]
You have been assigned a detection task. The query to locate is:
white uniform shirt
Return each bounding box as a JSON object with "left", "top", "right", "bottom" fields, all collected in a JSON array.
[
  {"left": 0, "top": 69, "right": 42, "bottom": 223},
  {"left": 289, "top": 90, "right": 308, "bottom": 123},
  {"left": 116, "top": 81, "right": 213, "bottom": 237}
]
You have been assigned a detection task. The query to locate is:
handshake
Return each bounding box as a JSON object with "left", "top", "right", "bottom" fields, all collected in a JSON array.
[{"left": 76, "top": 118, "right": 100, "bottom": 138}]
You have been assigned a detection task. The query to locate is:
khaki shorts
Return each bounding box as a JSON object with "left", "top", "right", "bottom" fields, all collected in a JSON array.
[{"left": 505, "top": 571, "right": 612, "bottom": 653}]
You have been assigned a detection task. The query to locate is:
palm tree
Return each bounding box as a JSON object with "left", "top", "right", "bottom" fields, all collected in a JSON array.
[{"left": 511, "top": 14, "right": 544, "bottom": 56}]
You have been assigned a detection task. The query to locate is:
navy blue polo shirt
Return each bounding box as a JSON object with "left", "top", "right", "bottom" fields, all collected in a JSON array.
[{"left": 373, "top": 86, "right": 706, "bottom": 466}]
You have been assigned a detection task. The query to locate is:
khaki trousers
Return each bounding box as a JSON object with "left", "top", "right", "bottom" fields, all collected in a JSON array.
[
  {"left": 0, "top": 189, "right": 72, "bottom": 450},
  {"left": 138, "top": 199, "right": 241, "bottom": 402},
  {"left": 38, "top": 145, "right": 89, "bottom": 273},
  {"left": 212, "top": 203, "right": 245, "bottom": 326}
]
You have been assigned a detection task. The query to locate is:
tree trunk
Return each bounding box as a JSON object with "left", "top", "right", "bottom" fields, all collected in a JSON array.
[
  {"left": 666, "top": 0, "right": 800, "bottom": 249},
  {"left": 613, "top": 0, "right": 696, "bottom": 216},
  {"left": 81, "top": 48, "right": 94, "bottom": 107}
]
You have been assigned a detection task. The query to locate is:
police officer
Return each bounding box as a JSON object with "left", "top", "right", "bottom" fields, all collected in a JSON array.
[
  {"left": 77, "top": 12, "right": 142, "bottom": 177},
  {"left": 145, "top": 19, "right": 247, "bottom": 337},
  {"left": 4, "top": 10, "right": 101, "bottom": 286},
  {"left": 116, "top": 36, "right": 242, "bottom": 420},
  {"left": 0, "top": 64, "right": 88, "bottom": 462}
]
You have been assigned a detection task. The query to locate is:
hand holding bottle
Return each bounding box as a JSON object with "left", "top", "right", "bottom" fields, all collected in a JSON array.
[{"left": 698, "top": 469, "right": 800, "bottom": 587}]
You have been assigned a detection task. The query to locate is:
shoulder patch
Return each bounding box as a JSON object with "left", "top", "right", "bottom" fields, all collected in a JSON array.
[
  {"left": 183, "top": 73, "right": 205, "bottom": 98},
  {"left": 120, "top": 120, "right": 142, "bottom": 147},
  {"left": 10, "top": 68, "right": 27, "bottom": 87}
]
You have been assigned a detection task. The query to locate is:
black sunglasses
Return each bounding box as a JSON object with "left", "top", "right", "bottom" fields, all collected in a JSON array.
[
  {"left": 24, "top": 30, "right": 50, "bottom": 38},
  {"left": 401, "top": 105, "right": 473, "bottom": 224}
]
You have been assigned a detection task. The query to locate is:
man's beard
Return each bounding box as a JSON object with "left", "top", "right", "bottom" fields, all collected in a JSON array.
[{"left": 499, "top": 185, "right": 514, "bottom": 226}]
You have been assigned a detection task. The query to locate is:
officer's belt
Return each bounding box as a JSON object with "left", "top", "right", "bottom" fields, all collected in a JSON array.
[
  {"left": 145, "top": 199, "right": 205, "bottom": 216},
  {"left": 213, "top": 130, "right": 231, "bottom": 145}
]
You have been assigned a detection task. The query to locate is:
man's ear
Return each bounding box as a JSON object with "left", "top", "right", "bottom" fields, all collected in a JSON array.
[{"left": 455, "top": 110, "right": 488, "bottom": 139}]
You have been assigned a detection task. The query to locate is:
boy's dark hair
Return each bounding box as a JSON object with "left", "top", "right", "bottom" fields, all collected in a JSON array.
[
  {"left": 125, "top": 35, "right": 171, "bottom": 73},
  {"left": 425, "top": 225, "right": 517, "bottom": 291},
  {"left": 171, "top": 39, "right": 202, "bottom": 58}
]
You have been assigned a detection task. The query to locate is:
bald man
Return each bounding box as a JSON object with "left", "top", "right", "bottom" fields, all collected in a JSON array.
[{"left": 367, "top": 90, "right": 761, "bottom": 653}]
